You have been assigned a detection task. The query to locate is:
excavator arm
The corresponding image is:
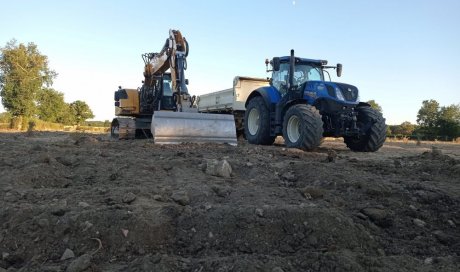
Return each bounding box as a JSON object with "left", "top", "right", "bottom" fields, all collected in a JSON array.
[{"left": 143, "top": 29, "right": 193, "bottom": 111}]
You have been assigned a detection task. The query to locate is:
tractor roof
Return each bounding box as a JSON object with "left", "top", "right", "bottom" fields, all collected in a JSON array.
[{"left": 279, "top": 56, "right": 326, "bottom": 65}]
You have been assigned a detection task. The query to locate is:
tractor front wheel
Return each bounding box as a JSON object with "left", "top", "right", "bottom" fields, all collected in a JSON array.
[
  {"left": 282, "top": 104, "right": 323, "bottom": 150},
  {"left": 344, "top": 107, "right": 386, "bottom": 152}
]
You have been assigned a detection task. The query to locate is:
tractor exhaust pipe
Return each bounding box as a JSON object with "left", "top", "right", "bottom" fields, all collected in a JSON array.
[{"left": 289, "top": 49, "right": 295, "bottom": 88}]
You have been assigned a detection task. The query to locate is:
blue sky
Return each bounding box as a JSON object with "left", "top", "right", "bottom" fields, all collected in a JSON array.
[{"left": 1, "top": 0, "right": 459, "bottom": 125}]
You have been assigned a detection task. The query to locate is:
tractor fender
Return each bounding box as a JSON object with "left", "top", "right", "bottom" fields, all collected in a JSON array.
[
  {"left": 245, "top": 86, "right": 280, "bottom": 109},
  {"left": 357, "top": 102, "right": 371, "bottom": 108}
]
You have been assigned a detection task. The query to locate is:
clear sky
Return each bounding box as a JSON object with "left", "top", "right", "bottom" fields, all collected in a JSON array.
[{"left": 1, "top": 0, "right": 459, "bottom": 125}]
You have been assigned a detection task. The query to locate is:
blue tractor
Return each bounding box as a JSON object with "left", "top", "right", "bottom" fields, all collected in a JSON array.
[{"left": 244, "top": 50, "right": 386, "bottom": 152}]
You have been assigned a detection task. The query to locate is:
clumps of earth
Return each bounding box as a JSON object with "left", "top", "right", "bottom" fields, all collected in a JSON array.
[{"left": 0, "top": 132, "right": 459, "bottom": 271}]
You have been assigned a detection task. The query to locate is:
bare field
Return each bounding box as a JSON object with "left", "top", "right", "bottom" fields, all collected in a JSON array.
[{"left": 0, "top": 132, "right": 459, "bottom": 271}]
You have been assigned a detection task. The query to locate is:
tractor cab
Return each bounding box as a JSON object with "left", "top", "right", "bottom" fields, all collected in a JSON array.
[{"left": 267, "top": 56, "right": 341, "bottom": 95}]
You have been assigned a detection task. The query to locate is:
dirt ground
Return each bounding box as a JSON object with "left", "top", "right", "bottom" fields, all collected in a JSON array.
[{"left": 0, "top": 132, "right": 459, "bottom": 272}]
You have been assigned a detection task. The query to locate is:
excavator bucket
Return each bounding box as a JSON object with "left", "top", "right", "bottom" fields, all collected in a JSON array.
[{"left": 151, "top": 111, "right": 237, "bottom": 145}]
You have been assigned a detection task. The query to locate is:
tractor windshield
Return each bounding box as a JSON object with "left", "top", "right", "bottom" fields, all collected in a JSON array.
[
  {"left": 293, "top": 64, "right": 323, "bottom": 84},
  {"left": 272, "top": 63, "right": 323, "bottom": 92}
]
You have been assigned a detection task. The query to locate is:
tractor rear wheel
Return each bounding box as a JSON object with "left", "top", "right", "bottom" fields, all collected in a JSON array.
[
  {"left": 282, "top": 104, "right": 323, "bottom": 150},
  {"left": 244, "top": 96, "right": 276, "bottom": 145},
  {"left": 344, "top": 106, "right": 386, "bottom": 152}
]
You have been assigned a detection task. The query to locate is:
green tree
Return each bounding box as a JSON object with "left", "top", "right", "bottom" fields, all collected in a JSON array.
[
  {"left": 0, "top": 111, "right": 11, "bottom": 122},
  {"left": 386, "top": 125, "right": 393, "bottom": 136},
  {"left": 367, "top": 100, "right": 383, "bottom": 113},
  {"left": 417, "top": 100, "right": 439, "bottom": 131},
  {"left": 0, "top": 40, "right": 56, "bottom": 128},
  {"left": 437, "top": 104, "right": 460, "bottom": 140},
  {"left": 70, "top": 100, "right": 94, "bottom": 125},
  {"left": 36, "top": 88, "right": 69, "bottom": 123},
  {"left": 392, "top": 121, "right": 416, "bottom": 136}
]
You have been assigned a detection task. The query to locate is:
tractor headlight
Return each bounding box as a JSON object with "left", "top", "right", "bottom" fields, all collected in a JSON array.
[{"left": 335, "top": 87, "right": 345, "bottom": 101}]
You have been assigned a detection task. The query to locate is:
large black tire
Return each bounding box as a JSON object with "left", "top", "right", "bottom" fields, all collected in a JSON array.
[
  {"left": 244, "top": 96, "right": 276, "bottom": 145},
  {"left": 282, "top": 104, "right": 324, "bottom": 150},
  {"left": 344, "top": 107, "right": 386, "bottom": 152}
]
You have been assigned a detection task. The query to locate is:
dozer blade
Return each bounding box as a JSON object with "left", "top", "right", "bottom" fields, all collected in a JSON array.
[{"left": 151, "top": 111, "right": 237, "bottom": 145}]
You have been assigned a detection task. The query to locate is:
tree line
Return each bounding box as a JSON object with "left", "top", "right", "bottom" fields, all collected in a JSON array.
[
  {"left": 368, "top": 99, "right": 460, "bottom": 141},
  {"left": 0, "top": 40, "right": 94, "bottom": 130}
]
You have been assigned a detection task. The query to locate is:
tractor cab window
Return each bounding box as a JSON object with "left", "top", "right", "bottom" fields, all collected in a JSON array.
[
  {"left": 272, "top": 63, "right": 324, "bottom": 95},
  {"left": 272, "top": 63, "right": 290, "bottom": 95},
  {"left": 294, "top": 64, "right": 323, "bottom": 84}
]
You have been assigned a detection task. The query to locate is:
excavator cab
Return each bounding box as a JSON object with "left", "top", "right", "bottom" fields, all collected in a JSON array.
[{"left": 160, "top": 76, "right": 176, "bottom": 111}]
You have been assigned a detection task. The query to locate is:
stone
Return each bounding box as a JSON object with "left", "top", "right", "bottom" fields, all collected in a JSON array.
[
  {"left": 413, "top": 218, "right": 426, "bottom": 228},
  {"left": 424, "top": 257, "right": 433, "bottom": 265},
  {"left": 211, "top": 185, "right": 231, "bottom": 197},
  {"left": 51, "top": 199, "right": 68, "bottom": 216},
  {"left": 2, "top": 185, "right": 13, "bottom": 192},
  {"left": 74, "top": 136, "right": 99, "bottom": 146},
  {"left": 60, "top": 248, "right": 75, "bottom": 261},
  {"left": 122, "top": 192, "right": 137, "bottom": 204},
  {"left": 255, "top": 208, "right": 264, "bottom": 217},
  {"left": 281, "top": 171, "right": 297, "bottom": 182},
  {"left": 204, "top": 159, "right": 232, "bottom": 178},
  {"left": 431, "top": 146, "right": 442, "bottom": 156},
  {"left": 153, "top": 194, "right": 163, "bottom": 201},
  {"left": 51, "top": 207, "right": 67, "bottom": 216},
  {"left": 246, "top": 162, "right": 254, "bottom": 167},
  {"left": 433, "top": 230, "right": 450, "bottom": 245},
  {"left": 361, "top": 208, "right": 393, "bottom": 228},
  {"left": 302, "top": 187, "right": 324, "bottom": 199},
  {"left": 2, "top": 252, "right": 9, "bottom": 260},
  {"left": 78, "top": 202, "right": 90, "bottom": 208},
  {"left": 81, "top": 221, "right": 93, "bottom": 232},
  {"left": 66, "top": 254, "right": 91, "bottom": 272},
  {"left": 55, "top": 156, "right": 74, "bottom": 167},
  {"left": 326, "top": 149, "right": 337, "bottom": 162},
  {"left": 447, "top": 220, "right": 456, "bottom": 227},
  {"left": 38, "top": 218, "right": 50, "bottom": 228},
  {"left": 272, "top": 267, "right": 284, "bottom": 272},
  {"left": 171, "top": 191, "right": 190, "bottom": 206}
]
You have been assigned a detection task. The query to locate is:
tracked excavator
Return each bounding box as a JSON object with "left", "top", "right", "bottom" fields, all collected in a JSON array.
[{"left": 111, "top": 29, "right": 236, "bottom": 145}]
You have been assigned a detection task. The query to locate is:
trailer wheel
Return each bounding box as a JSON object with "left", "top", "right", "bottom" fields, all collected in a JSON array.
[
  {"left": 344, "top": 106, "right": 386, "bottom": 152},
  {"left": 282, "top": 104, "right": 323, "bottom": 150},
  {"left": 110, "top": 119, "right": 120, "bottom": 139},
  {"left": 244, "top": 96, "right": 275, "bottom": 145}
]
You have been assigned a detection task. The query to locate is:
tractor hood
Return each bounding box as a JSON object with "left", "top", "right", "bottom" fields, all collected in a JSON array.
[{"left": 305, "top": 81, "right": 359, "bottom": 103}]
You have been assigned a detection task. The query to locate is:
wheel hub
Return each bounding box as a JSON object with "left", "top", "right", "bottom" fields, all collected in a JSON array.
[
  {"left": 247, "top": 108, "right": 260, "bottom": 136},
  {"left": 287, "top": 115, "right": 300, "bottom": 143}
]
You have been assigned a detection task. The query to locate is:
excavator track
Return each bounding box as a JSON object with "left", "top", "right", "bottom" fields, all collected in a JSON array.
[{"left": 111, "top": 118, "right": 136, "bottom": 140}]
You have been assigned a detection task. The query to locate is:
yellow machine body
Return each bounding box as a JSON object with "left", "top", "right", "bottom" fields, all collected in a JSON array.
[{"left": 115, "top": 89, "right": 140, "bottom": 116}]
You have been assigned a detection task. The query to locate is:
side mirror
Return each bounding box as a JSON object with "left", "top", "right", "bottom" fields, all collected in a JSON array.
[
  {"left": 185, "top": 79, "right": 189, "bottom": 85},
  {"left": 272, "top": 57, "right": 280, "bottom": 71},
  {"left": 336, "top": 63, "right": 342, "bottom": 77}
]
